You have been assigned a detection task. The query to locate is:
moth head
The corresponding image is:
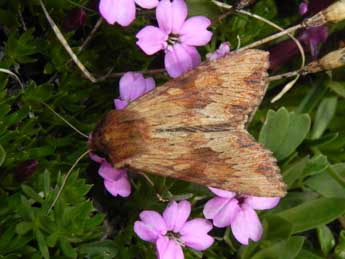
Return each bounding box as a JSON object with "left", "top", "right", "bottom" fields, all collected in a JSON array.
[{"left": 90, "top": 109, "right": 149, "bottom": 167}]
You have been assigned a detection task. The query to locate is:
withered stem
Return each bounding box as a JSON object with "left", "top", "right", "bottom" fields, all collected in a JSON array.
[
  {"left": 39, "top": 0, "right": 97, "bottom": 83},
  {"left": 78, "top": 18, "right": 103, "bottom": 53}
]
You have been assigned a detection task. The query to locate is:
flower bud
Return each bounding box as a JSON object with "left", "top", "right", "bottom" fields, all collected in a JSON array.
[
  {"left": 304, "top": 47, "right": 345, "bottom": 73},
  {"left": 305, "top": 0, "right": 345, "bottom": 26},
  {"left": 15, "top": 159, "right": 39, "bottom": 181}
]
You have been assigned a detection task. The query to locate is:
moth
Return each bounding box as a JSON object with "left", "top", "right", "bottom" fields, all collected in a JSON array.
[{"left": 90, "top": 49, "right": 287, "bottom": 197}]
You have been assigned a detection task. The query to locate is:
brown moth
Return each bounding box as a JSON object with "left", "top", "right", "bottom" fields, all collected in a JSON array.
[{"left": 91, "top": 49, "right": 287, "bottom": 197}]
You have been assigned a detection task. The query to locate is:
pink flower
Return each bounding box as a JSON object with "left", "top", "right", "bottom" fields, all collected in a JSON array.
[
  {"left": 206, "top": 42, "right": 230, "bottom": 61},
  {"left": 299, "top": 1, "right": 309, "bottom": 16},
  {"left": 89, "top": 152, "right": 131, "bottom": 197},
  {"left": 99, "top": 0, "right": 159, "bottom": 26},
  {"left": 203, "top": 187, "right": 280, "bottom": 245},
  {"left": 134, "top": 200, "right": 214, "bottom": 259},
  {"left": 114, "top": 72, "right": 155, "bottom": 110},
  {"left": 136, "top": 0, "right": 213, "bottom": 78},
  {"left": 90, "top": 72, "right": 155, "bottom": 197}
]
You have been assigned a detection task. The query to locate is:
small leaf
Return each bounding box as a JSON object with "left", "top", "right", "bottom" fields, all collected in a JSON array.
[
  {"left": 35, "top": 230, "right": 49, "bottom": 259},
  {"left": 317, "top": 224, "right": 335, "bottom": 256},
  {"left": 295, "top": 249, "right": 324, "bottom": 259},
  {"left": 278, "top": 197, "right": 345, "bottom": 233},
  {"left": 0, "top": 144, "right": 6, "bottom": 166},
  {"left": 259, "top": 108, "right": 311, "bottom": 160},
  {"left": 15, "top": 222, "right": 33, "bottom": 235},
  {"left": 252, "top": 237, "right": 304, "bottom": 259},
  {"left": 59, "top": 239, "right": 77, "bottom": 258},
  {"left": 283, "top": 156, "right": 308, "bottom": 187},
  {"left": 263, "top": 215, "right": 293, "bottom": 241},
  {"left": 327, "top": 80, "right": 345, "bottom": 98},
  {"left": 311, "top": 97, "right": 338, "bottom": 139},
  {"left": 335, "top": 231, "right": 345, "bottom": 259},
  {"left": 21, "top": 185, "right": 44, "bottom": 203}
]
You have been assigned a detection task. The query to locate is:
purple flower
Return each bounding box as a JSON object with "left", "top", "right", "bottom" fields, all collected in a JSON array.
[
  {"left": 99, "top": 0, "right": 159, "bottom": 26},
  {"left": 90, "top": 72, "right": 155, "bottom": 197},
  {"left": 114, "top": 72, "right": 155, "bottom": 110},
  {"left": 64, "top": 8, "right": 87, "bottom": 31},
  {"left": 203, "top": 188, "right": 280, "bottom": 245},
  {"left": 299, "top": 1, "right": 309, "bottom": 16},
  {"left": 299, "top": 26, "right": 329, "bottom": 59},
  {"left": 136, "top": 0, "right": 213, "bottom": 78},
  {"left": 134, "top": 200, "right": 214, "bottom": 258},
  {"left": 89, "top": 152, "right": 131, "bottom": 197},
  {"left": 206, "top": 42, "right": 230, "bottom": 61}
]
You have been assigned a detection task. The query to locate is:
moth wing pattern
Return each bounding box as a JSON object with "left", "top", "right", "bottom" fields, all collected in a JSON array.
[{"left": 92, "top": 49, "right": 286, "bottom": 197}]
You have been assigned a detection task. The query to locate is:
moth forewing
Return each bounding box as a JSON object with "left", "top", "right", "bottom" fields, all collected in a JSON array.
[{"left": 91, "top": 49, "right": 287, "bottom": 197}]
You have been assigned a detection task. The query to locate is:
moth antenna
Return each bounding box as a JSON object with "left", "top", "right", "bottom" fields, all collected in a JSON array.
[
  {"left": 42, "top": 102, "right": 89, "bottom": 139},
  {"left": 47, "top": 149, "right": 90, "bottom": 214}
]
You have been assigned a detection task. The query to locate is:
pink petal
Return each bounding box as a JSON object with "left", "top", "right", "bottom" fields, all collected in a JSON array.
[
  {"left": 134, "top": 211, "right": 166, "bottom": 242},
  {"left": 204, "top": 197, "right": 240, "bottom": 228},
  {"left": 116, "top": 0, "right": 136, "bottom": 26},
  {"left": 156, "top": 236, "right": 184, "bottom": 259},
  {"left": 99, "top": 0, "right": 117, "bottom": 24},
  {"left": 206, "top": 42, "right": 231, "bottom": 61},
  {"left": 89, "top": 152, "right": 104, "bottom": 164},
  {"left": 99, "top": 0, "right": 136, "bottom": 26},
  {"left": 208, "top": 187, "right": 236, "bottom": 199},
  {"left": 136, "top": 26, "right": 168, "bottom": 55},
  {"left": 244, "top": 196, "right": 280, "bottom": 210},
  {"left": 114, "top": 99, "right": 128, "bottom": 110},
  {"left": 156, "top": 0, "right": 187, "bottom": 34},
  {"left": 231, "top": 205, "right": 263, "bottom": 245},
  {"left": 119, "top": 72, "right": 147, "bottom": 101},
  {"left": 164, "top": 44, "right": 201, "bottom": 78},
  {"left": 135, "top": 0, "right": 159, "bottom": 9},
  {"left": 98, "top": 161, "right": 123, "bottom": 181},
  {"left": 104, "top": 173, "right": 131, "bottom": 197},
  {"left": 163, "top": 200, "right": 191, "bottom": 232},
  {"left": 203, "top": 197, "right": 229, "bottom": 220},
  {"left": 144, "top": 77, "right": 155, "bottom": 93},
  {"left": 180, "top": 16, "right": 212, "bottom": 46},
  {"left": 180, "top": 219, "right": 214, "bottom": 250}
]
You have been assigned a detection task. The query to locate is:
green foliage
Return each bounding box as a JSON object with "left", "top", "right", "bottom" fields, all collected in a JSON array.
[{"left": 0, "top": 0, "right": 345, "bottom": 258}]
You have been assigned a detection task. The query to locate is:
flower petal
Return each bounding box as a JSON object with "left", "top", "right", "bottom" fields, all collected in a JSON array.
[
  {"left": 98, "top": 161, "right": 123, "bottom": 181},
  {"left": 156, "top": 236, "right": 184, "bottom": 259},
  {"left": 163, "top": 200, "right": 191, "bottom": 232},
  {"left": 207, "top": 198, "right": 240, "bottom": 228},
  {"left": 134, "top": 210, "right": 166, "bottom": 242},
  {"left": 104, "top": 173, "right": 131, "bottom": 197},
  {"left": 119, "top": 72, "right": 146, "bottom": 101},
  {"left": 180, "top": 219, "right": 214, "bottom": 250},
  {"left": 164, "top": 44, "right": 201, "bottom": 78},
  {"left": 231, "top": 205, "right": 263, "bottom": 245},
  {"left": 144, "top": 77, "right": 156, "bottom": 93},
  {"left": 206, "top": 42, "right": 231, "bottom": 61},
  {"left": 244, "top": 196, "right": 280, "bottom": 210},
  {"left": 114, "top": 99, "right": 128, "bottom": 110},
  {"left": 208, "top": 187, "right": 236, "bottom": 199},
  {"left": 203, "top": 197, "right": 229, "bottom": 220},
  {"left": 156, "top": 0, "right": 187, "bottom": 34},
  {"left": 136, "top": 26, "right": 168, "bottom": 55},
  {"left": 99, "top": 0, "right": 117, "bottom": 24},
  {"left": 115, "top": 0, "right": 136, "bottom": 26},
  {"left": 180, "top": 16, "right": 212, "bottom": 46},
  {"left": 89, "top": 152, "right": 104, "bottom": 164},
  {"left": 135, "top": 0, "right": 159, "bottom": 9}
]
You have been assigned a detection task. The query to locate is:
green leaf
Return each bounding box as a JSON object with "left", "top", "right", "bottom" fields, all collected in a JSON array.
[
  {"left": 35, "top": 230, "right": 49, "bottom": 259},
  {"left": 278, "top": 197, "right": 345, "bottom": 233},
  {"left": 317, "top": 224, "right": 335, "bottom": 256},
  {"left": 187, "top": 0, "right": 220, "bottom": 18},
  {"left": 335, "top": 231, "right": 345, "bottom": 259},
  {"left": 305, "top": 164, "right": 345, "bottom": 198},
  {"left": 21, "top": 185, "right": 44, "bottom": 203},
  {"left": 311, "top": 97, "right": 338, "bottom": 139},
  {"left": 15, "top": 222, "right": 32, "bottom": 235},
  {"left": 252, "top": 237, "right": 304, "bottom": 259},
  {"left": 259, "top": 108, "right": 311, "bottom": 160},
  {"left": 282, "top": 157, "right": 308, "bottom": 187},
  {"left": 0, "top": 144, "right": 6, "bottom": 166},
  {"left": 295, "top": 249, "right": 324, "bottom": 259},
  {"left": 263, "top": 215, "right": 293, "bottom": 241},
  {"left": 327, "top": 80, "right": 345, "bottom": 98},
  {"left": 79, "top": 240, "right": 118, "bottom": 258},
  {"left": 59, "top": 239, "right": 77, "bottom": 258}
]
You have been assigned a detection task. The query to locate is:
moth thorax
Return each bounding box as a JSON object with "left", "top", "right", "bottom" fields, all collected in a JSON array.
[{"left": 90, "top": 110, "right": 148, "bottom": 166}]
